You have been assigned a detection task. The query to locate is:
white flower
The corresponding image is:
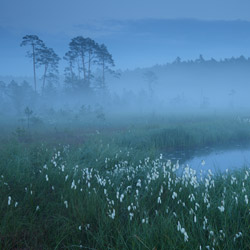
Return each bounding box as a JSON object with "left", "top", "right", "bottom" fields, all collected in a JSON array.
[
  {"left": 64, "top": 200, "right": 68, "bottom": 208},
  {"left": 157, "top": 197, "right": 161, "bottom": 204},
  {"left": 189, "top": 193, "right": 195, "bottom": 202},
  {"left": 195, "top": 203, "right": 200, "bottom": 210},
  {"left": 177, "top": 221, "right": 189, "bottom": 242},
  {"left": 177, "top": 221, "right": 181, "bottom": 231},
  {"left": 218, "top": 205, "right": 225, "bottom": 212},
  {"left": 71, "top": 180, "right": 76, "bottom": 189},
  {"left": 8, "top": 196, "right": 11, "bottom": 206},
  {"left": 184, "top": 232, "right": 189, "bottom": 242},
  {"left": 245, "top": 171, "right": 249, "bottom": 180},
  {"left": 15, "top": 202, "right": 18, "bottom": 207},
  {"left": 235, "top": 196, "right": 238, "bottom": 204},
  {"left": 108, "top": 209, "right": 115, "bottom": 219},
  {"left": 172, "top": 192, "right": 177, "bottom": 199},
  {"left": 234, "top": 232, "right": 242, "bottom": 242},
  {"left": 45, "top": 174, "right": 49, "bottom": 181},
  {"left": 120, "top": 194, "right": 124, "bottom": 202},
  {"left": 136, "top": 179, "right": 142, "bottom": 188},
  {"left": 245, "top": 195, "right": 249, "bottom": 204},
  {"left": 36, "top": 205, "right": 40, "bottom": 211},
  {"left": 129, "top": 212, "right": 134, "bottom": 221},
  {"left": 203, "top": 216, "right": 208, "bottom": 230}
]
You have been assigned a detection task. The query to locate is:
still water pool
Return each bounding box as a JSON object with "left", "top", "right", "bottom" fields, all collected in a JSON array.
[{"left": 165, "top": 144, "right": 250, "bottom": 175}]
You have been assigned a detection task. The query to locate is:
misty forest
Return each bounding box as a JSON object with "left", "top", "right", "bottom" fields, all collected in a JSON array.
[{"left": 1, "top": 1, "right": 250, "bottom": 249}]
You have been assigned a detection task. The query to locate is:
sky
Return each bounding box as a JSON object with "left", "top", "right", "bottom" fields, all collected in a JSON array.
[{"left": 0, "top": 0, "right": 250, "bottom": 76}]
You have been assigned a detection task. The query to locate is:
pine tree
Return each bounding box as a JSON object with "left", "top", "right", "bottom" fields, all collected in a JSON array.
[
  {"left": 96, "top": 44, "right": 115, "bottom": 91},
  {"left": 36, "top": 46, "right": 60, "bottom": 93},
  {"left": 20, "top": 35, "right": 45, "bottom": 92}
]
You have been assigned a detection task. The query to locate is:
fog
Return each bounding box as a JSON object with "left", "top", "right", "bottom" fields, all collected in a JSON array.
[
  {"left": 1, "top": 7, "right": 250, "bottom": 125},
  {"left": 1, "top": 51, "right": 250, "bottom": 124}
]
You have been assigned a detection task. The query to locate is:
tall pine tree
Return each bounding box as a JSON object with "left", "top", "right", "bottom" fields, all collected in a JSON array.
[{"left": 20, "top": 35, "right": 45, "bottom": 92}]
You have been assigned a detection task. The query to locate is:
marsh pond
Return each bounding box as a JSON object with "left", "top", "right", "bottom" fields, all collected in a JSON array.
[{"left": 165, "top": 143, "right": 250, "bottom": 175}]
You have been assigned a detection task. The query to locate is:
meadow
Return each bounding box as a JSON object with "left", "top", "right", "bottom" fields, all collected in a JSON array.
[{"left": 1, "top": 114, "right": 250, "bottom": 249}]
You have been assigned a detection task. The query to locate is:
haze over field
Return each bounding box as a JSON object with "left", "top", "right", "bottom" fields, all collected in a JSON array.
[
  {"left": 2, "top": 1, "right": 250, "bottom": 249},
  {"left": 0, "top": 0, "right": 250, "bottom": 117}
]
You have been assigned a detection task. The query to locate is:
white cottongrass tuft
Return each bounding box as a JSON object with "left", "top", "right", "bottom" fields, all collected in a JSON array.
[
  {"left": 64, "top": 200, "right": 68, "bottom": 208},
  {"left": 245, "top": 195, "right": 248, "bottom": 204},
  {"left": 8, "top": 196, "right": 11, "bottom": 206},
  {"left": 172, "top": 192, "right": 177, "bottom": 199}
]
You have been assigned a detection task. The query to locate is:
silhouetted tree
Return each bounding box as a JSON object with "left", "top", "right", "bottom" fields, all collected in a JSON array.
[
  {"left": 0, "top": 81, "right": 6, "bottom": 98},
  {"left": 7, "top": 80, "right": 22, "bottom": 113},
  {"left": 173, "top": 56, "right": 182, "bottom": 64},
  {"left": 195, "top": 54, "right": 205, "bottom": 64},
  {"left": 64, "top": 36, "right": 90, "bottom": 93},
  {"left": 69, "top": 36, "right": 87, "bottom": 81},
  {"left": 96, "top": 44, "right": 115, "bottom": 92},
  {"left": 85, "top": 38, "right": 98, "bottom": 85},
  {"left": 36, "top": 46, "right": 60, "bottom": 93},
  {"left": 65, "top": 37, "right": 112, "bottom": 96},
  {"left": 20, "top": 80, "right": 37, "bottom": 108},
  {"left": 6, "top": 80, "right": 36, "bottom": 114},
  {"left": 24, "top": 107, "right": 33, "bottom": 129},
  {"left": 0, "top": 81, "right": 6, "bottom": 110},
  {"left": 143, "top": 70, "right": 158, "bottom": 98},
  {"left": 20, "top": 35, "right": 45, "bottom": 92},
  {"left": 64, "top": 50, "right": 77, "bottom": 81}
]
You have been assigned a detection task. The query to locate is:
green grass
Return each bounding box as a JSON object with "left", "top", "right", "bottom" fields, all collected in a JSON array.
[{"left": 1, "top": 115, "right": 250, "bottom": 249}]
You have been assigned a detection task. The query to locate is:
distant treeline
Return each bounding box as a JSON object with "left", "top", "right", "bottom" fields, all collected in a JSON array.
[
  {"left": 1, "top": 35, "right": 250, "bottom": 116},
  {"left": 168, "top": 54, "right": 250, "bottom": 66}
]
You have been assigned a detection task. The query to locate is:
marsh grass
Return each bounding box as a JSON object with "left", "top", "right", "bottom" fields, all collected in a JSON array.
[{"left": 1, "top": 115, "right": 250, "bottom": 249}]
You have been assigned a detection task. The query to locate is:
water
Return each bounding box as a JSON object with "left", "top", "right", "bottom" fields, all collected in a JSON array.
[{"left": 165, "top": 144, "right": 250, "bottom": 175}]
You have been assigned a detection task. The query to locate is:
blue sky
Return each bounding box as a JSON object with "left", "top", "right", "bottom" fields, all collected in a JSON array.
[{"left": 1, "top": 0, "right": 250, "bottom": 76}]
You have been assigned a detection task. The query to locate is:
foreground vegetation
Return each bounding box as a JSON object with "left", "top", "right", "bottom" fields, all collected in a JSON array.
[{"left": 1, "top": 115, "right": 250, "bottom": 249}]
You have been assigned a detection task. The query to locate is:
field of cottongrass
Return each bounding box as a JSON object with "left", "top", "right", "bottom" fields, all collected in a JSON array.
[{"left": 1, "top": 115, "right": 250, "bottom": 249}]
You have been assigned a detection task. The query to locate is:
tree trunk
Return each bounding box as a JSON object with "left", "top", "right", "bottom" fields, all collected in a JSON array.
[
  {"left": 70, "top": 61, "right": 73, "bottom": 79},
  {"left": 102, "top": 59, "right": 105, "bottom": 90},
  {"left": 77, "top": 60, "right": 80, "bottom": 79},
  {"left": 32, "top": 44, "right": 37, "bottom": 92},
  {"left": 88, "top": 51, "right": 91, "bottom": 87},
  {"left": 81, "top": 53, "right": 86, "bottom": 81},
  {"left": 42, "top": 64, "right": 48, "bottom": 93}
]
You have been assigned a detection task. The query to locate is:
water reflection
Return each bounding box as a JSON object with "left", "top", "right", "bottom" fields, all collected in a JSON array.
[{"left": 165, "top": 144, "right": 250, "bottom": 175}]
